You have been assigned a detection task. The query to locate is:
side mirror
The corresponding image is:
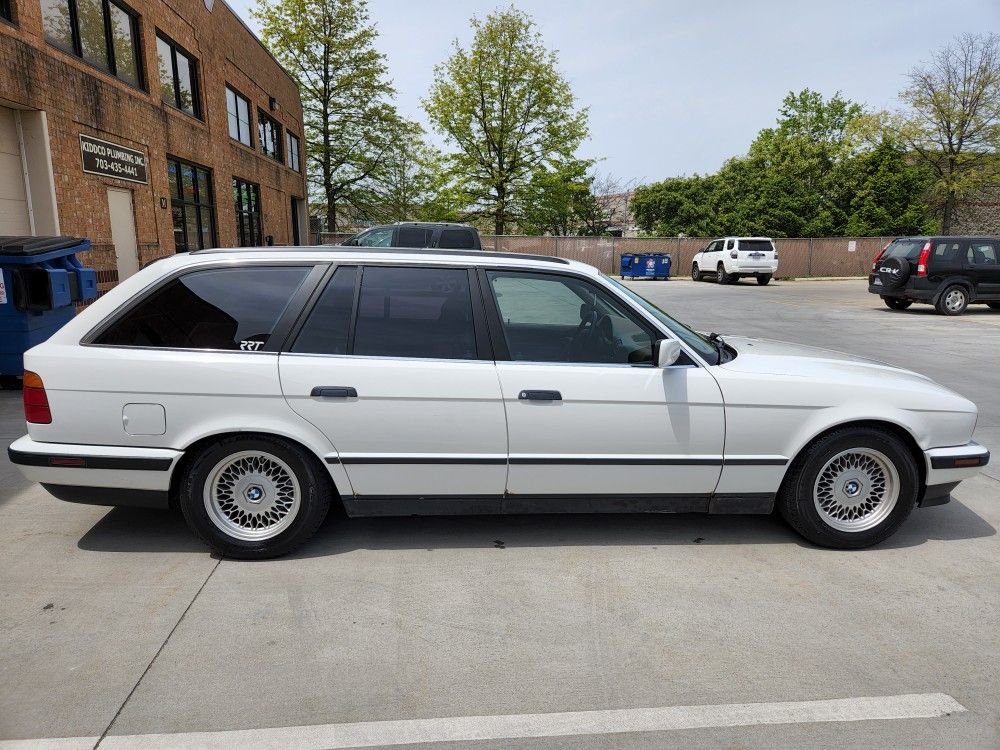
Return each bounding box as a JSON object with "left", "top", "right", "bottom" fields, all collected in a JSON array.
[{"left": 654, "top": 339, "right": 681, "bottom": 368}]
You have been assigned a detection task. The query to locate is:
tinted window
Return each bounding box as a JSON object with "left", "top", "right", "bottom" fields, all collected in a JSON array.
[
  {"left": 738, "top": 240, "right": 773, "bottom": 254},
  {"left": 932, "top": 241, "right": 963, "bottom": 266},
  {"left": 108, "top": 2, "right": 140, "bottom": 87},
  {"left": 353, "top": 267, "right": 476, "bottom": 359},
  {"left": 487, "top": 271, "right": 653, "bottom": 364},
  {"left": 94, "top": 267, "right": 309, "bottom": 350},
  {"left": 439, "top": 229, "right": 475, "bottom": 249},
  {"left": 77, "top": 0, "right": 108, "bottom": 68},
  {"left": 968, "top": 242, "right": 997, "bottom": 265},
  {"left": 396, "top": 228, "right": 432, "bottom": 247},
  {"left": 883, "top": 239, "right": 926, "bottom": 261},
  {"left": 258, "top": 110, "right": 281, "bottom": 161},
  {"left": 292, "top": 267, "right": 357, "bottom": 355}
]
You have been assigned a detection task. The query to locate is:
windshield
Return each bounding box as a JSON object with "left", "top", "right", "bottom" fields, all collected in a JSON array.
[{"left": 602, "top": 274, "right": 720, "bottom": 364}]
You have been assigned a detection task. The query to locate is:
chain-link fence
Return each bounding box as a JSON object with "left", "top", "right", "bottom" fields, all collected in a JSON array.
[{"left": 312, "top": 232, "right": 889, "bottom": 278}]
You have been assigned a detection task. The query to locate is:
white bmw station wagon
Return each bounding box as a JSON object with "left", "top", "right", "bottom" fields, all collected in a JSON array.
[{"left": 9, "top": 247, "right": 989, "bottom": 558}]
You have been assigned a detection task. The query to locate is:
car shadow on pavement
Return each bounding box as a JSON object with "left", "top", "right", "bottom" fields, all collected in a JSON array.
[{"left": 76, "top": 499, "right": 995, "bottom": 558}]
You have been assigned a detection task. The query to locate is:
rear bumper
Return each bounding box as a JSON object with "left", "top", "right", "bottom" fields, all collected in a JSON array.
[
  {"left": 924, "top": 442, "right": 989, "bottom": 488},
  {"left": 733, "top": 263, "right": 778, "bottom": 274},
  {"left": 868, "top": 277, "right": 936, "bottom": 301},
  {"left": 7, "top": 435, "right": 181, "bottom": 507}
]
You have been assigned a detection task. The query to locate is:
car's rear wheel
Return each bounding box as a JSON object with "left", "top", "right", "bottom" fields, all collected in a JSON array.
[
  {"left": 778, "top": 427, "right": 918, "bottom": 549},
  {"left": 936, "top": 284, "right": 968, "bottom": 316},
  {"left": 882, "top": 296, "right": 912, "bottom": 310},
  {"left": 756, "top": 274, "right": 772, "bottom": 286},
  {"left": 179, "top": 435, "right": 331, "bottom": 559},
  {"left": 691, "top": 264, "right": 703, "bottom": 281},
  {"left": 717, "top": 263, "right": 735, "bottom": 284}
]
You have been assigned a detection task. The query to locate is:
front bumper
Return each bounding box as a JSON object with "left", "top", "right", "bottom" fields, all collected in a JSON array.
[
  {"left": 924, "top": 441, "right": 989, "bottom": 479},
  {"left": 7, "top": 435, "right": 181, "bottom": 508}
]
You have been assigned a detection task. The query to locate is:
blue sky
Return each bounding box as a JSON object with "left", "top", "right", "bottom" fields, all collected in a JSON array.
[{"left": 226, "top": 0, "right": 1000, "bottom": 184}]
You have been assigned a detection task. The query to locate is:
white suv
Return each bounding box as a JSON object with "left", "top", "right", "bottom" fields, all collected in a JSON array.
[
  {"left": 692, "top": 237, "right": 778, "bottom": 285},
  {"left": 8, "top": 247, "right": 987, "bottom": 558}
]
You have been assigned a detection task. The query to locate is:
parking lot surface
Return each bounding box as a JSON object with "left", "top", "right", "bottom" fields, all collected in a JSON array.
[{"left": 1, "top": 278, "right": 997, "bottom": 749}]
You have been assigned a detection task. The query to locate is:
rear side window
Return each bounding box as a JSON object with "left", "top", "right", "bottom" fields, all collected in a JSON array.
[
  {"left": 396, "top": 228, "right": 433, "bottom": 248},
  {"left": 94, "top": 267, "right": 310, "bottom": 350},
  {"left": 291, "top": 266, "right": 357, "bottom": 355},
  {"left": 353, "top": 266, "right": 476, "bottom": 359},
  {"left": 438, "top": 229, "right": 476, "bottom": 249}
]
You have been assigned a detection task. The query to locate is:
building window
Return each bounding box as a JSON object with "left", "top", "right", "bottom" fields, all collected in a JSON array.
[
  {"left": 40, "top": 0, "right": 142, "bottom": 87},
  {"left": 258, "top": 111, "right": 281, "bottom": 162},
  {"left": 156, "top": 32, "right": 199, "bottom": 117},
  {"left": 1, "top": 0, "right": 12, "bottom": 23},
  {"left": 168, "top": 157, "right": 215, "bottom": 252},
  {"left": 286, "top": 132, "right": 300, "bottom": 172},
  {"left": 233, "top": 178, "right": 263, "bottom": 247},
  {"left": 226, "top": 86, "right": 252, "bottom": 146}
]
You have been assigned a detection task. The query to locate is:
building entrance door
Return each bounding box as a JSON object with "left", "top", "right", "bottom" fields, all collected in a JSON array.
[{"left": 107, "top": 188, "right": 139, "bottom": 281}]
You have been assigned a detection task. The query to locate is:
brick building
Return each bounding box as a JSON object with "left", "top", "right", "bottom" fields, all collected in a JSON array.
[{"left": 0, "top": 0, "right": 307, "bottom": 292}]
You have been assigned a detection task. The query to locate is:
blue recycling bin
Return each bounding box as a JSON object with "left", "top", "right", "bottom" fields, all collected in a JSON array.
[
  {"left": 0, "top": 236, "right": 97, "bottom": 378},
  {"left": 620, "top": 252, "right": 671, "bottom": 280}
]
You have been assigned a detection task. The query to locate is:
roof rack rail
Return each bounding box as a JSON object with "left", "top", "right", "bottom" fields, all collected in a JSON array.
[{"left": 191, "top": 246, "right": 571, "bottom": 264}]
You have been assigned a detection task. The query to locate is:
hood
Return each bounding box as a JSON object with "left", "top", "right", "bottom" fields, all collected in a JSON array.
[{"left": 719, "top": 335, "right": 933, "bottom": 383}]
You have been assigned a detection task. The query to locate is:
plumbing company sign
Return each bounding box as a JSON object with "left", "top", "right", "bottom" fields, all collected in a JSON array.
[{"left": 79, "top": 134, "right": 148, "bottom": 184}]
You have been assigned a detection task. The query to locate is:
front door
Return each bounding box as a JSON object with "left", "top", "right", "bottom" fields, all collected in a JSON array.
[
  {"left": 107, "top": 188, "right": 139, "bottom": 281},
  {"left": 482, "top": 269, "right": 725, "bottom": 505},
  {"left": 278, "top": 264, "right": 507, "bottom": 501}
]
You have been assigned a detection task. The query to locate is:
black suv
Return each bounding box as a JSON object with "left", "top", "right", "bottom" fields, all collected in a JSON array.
[
  {"left": 340, "top": 222, "right": 482, "bottom": 250},
  {"left": 869, "top": 236, "right": 1000, "bottom": 315}
]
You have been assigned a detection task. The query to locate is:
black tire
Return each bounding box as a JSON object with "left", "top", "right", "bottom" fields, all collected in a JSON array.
[
  {"left": 179, "top": 434, "right": 332, "bottom": 559},
  {"left": 717, "top": 263, "right": 735, "bottom": 285},
  {"left": 691, "top": 264, "right": 703, "bottom": 281},
  {"left": 935, "top": 284, "right": 969, "bottom": 316},
  {"left": 778, "top": 427, "right": 918, "bottom": 549},
  {"left": 987, "top": 302, "right": 1000, "bottom": 310},
  {"left": 756, "top": 274, "right": 772, "bottom": 286},
  {"left": 882, "top": 296, "right": 912, "bottom": 310}
]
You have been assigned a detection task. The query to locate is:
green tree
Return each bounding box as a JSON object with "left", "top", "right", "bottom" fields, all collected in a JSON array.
[
  {"left": 255, "top": 0, "right": 404, "bottom": 231},
  {"left": 424, "top": 7, "right": 589, "bottom": 235},
  {"left": 520, "top": 159, "right": 593, "bottom": 235},
  {"left": 364, "top": 123, "right": 455, "bottom": 223},
  {"left": 630, "top": 174, "right": 719, "bottom": 236},
  {"left": 889, "top": 33, "right": 1000, "bottom": 233}
]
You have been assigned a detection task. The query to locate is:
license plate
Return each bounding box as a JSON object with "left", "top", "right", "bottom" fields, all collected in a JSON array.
[
  {"left": 748, "top": 252, "right": 765, "bottom": 259},
  {"left": 874, "top": 278, "right": 882, "bottom": 286}
]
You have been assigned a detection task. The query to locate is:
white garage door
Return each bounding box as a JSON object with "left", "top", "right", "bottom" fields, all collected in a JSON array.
[{"left": 0, "top": 107, "right": 31, "bottom": 235}]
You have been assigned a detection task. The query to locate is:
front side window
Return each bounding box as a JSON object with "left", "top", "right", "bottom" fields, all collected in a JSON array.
[
  {"left": 41, "top": 0, "right": 141, "bottom": 86},
  {"left": 167, "top": 157, "right": 215, "bottom": 252},
  {"left": 233, "top": 178, "right": 262, "bottom": 247},
  {"left": 258, "top": 111, "right": 281, "bottom": 161},
  {"left": 353, "top": 266, "right": 476, "bottom": 360},
  {"left": 486, "top": 271, "right": 653, "bottom": 365},
  {"left": 969, "top": 242, "right": 998, "bottom": 265},
  {"left": 157, "top": 32, "right": 199, "bottom": 117},
  {"left": 93, "top": 267, "right": 310, "bottom": 350},
  {"left": 286, "top": 132, "right": 300, "bottom": 171},
  {"left": 226, "top": 86, "right": 252, "bottom": 146}
]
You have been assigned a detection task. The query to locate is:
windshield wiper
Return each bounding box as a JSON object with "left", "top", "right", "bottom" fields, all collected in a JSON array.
[{"left": 708, "top": 332, "right": 729, "bottom": 364}]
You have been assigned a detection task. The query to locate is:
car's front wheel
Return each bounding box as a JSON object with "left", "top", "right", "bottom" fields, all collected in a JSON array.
[
  {"left": 179, "top": 434, "right": 332, "bottom": 559},
  {"left": 778, "top": 427, "right": 918, "bottom": 549},
  {"left": 691, "top": 263, "right": 703, "bottom": 281},
  {"left": 882, "top": 296, "right": 912, "bottom": 310}
]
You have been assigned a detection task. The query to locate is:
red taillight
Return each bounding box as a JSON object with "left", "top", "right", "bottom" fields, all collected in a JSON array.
[
  {"left": 871, "top": 241, "right": 891, "bottom": 272},
  {"left": 23, "top": 370, "right": 51, "bottom": 424},
  {"left": 916, "top": 241, "right": 932, "bottom": 277}
]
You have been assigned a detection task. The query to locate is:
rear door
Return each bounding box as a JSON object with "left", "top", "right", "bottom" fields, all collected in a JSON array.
[
  {"left": 278, "top": 263, "right": 507, "bottom": 501},
  {"left": 736, "top": 239, "right": 774, "bottom": 269}
]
